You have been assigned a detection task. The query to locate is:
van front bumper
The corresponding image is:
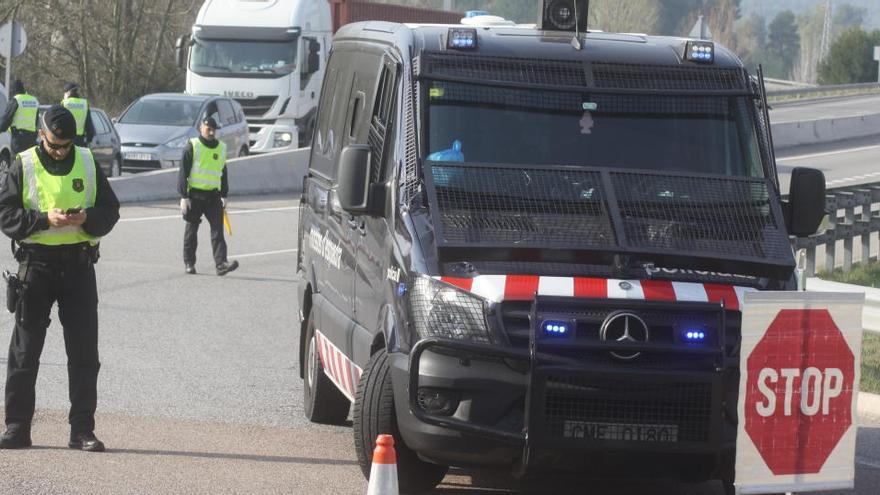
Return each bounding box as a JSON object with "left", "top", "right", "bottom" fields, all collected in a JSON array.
[{"left": 389, "top": 331, "right": 738, "bottom": 482}]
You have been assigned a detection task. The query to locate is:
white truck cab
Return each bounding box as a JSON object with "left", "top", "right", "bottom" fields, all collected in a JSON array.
[{"left": 177, "top": 0, "right": 332, "bottom": 152}]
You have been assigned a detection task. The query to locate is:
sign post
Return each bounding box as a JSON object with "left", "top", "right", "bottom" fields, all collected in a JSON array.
[
  {"left": 874, "top": 46, "right": 880, "bottom": 83},
  {"left": 736, "top": 291, "right": 864, "bottom": 494}
]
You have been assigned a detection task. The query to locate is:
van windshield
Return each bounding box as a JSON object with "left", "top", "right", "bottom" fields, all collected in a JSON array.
[
  {"left": 190, "top": 38, "right": 298, "bottom": 77},
  {"left": 426, "top": 82, "right": 764, "bottom": 178},
  {"left": 119, "top": 98, "right": 203, "bottom": 126}
]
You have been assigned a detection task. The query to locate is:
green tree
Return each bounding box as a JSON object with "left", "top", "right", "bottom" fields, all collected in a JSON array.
[
  {"left": 736, "top": 13, "right": 767, "bottom": 71},
  {"left": 768, "top": 10, "right": 800, "bottom": 78},
  {"left": 817, "top": 27, "right": 880, "bottom": 84},
  {"left": 833, "top": 4, "right": 868, "bottom": 36}
]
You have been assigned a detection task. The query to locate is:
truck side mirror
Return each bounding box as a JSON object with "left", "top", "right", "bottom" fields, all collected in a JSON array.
[
  {"left": 305, "top": 38, "right": 321, "bottom": 75},
  {"left": 175, "top": 35, "right": 190, "bottom": 69},
  {"left": 786, "top": 167, "right": 826, "bottom": 237},
  {"left": 337, "top": 145, "right": 373, "bottom": 214}
]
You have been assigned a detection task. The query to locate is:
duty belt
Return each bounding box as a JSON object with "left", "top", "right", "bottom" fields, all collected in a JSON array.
[{"left": 15, "top": 243, "right": 97, "bottom": 264}]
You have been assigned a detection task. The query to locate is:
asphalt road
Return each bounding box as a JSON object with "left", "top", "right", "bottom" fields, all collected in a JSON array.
[
  {"left": 769, "top": 94, "right": 880, "bottom": 124},
  {"left": 0, "top": 196, "right": 877, "bottom": 494},
  {"left": 775, "top": 134, "right": 880, "bottom": 195}
]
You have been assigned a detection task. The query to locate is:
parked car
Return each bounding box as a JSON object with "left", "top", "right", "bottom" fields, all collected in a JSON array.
[
  {"left": 37, "top": 105, "right": 123, "bottom": 177},
  {"left": 114, "top": 93, "right": 249, "bottom": 171}
]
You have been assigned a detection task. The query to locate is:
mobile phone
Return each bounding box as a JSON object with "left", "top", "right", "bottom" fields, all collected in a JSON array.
[{"left": 65, "top": 207, "right": 83, "bottom": 215}]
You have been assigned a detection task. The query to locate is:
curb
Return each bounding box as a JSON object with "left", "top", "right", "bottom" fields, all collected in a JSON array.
[{"left": 858, "top": 391, "right": 880, "bottom": 418}]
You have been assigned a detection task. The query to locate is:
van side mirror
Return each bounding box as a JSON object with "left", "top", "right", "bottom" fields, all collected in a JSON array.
[
  {"left": 175, "top": 35, "right": 190, "bottom": 69},
  {"left": 304, "top": 38, "right": 320, "bottom": 75},
  {"left": 338, "top": 145, "right": 372, "bottom": 214},
  {"left": 786, "top": 167, "right": 826, "bottom": 237}
]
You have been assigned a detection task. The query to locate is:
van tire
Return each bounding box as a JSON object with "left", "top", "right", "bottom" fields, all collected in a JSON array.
[
  {"left": 302, "top": 309, "right": 350, "bottom": 425},
  {"left": 353, "top": 348, "right": 448, "bottom": 494}
]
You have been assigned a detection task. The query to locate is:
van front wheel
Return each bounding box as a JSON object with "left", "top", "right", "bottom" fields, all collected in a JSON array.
[
  {"left": 302, "top": 309, "right": 350, "bottom": 425},
  {"left": 353, "top": 348, "right": 448, "bottom": 494}
]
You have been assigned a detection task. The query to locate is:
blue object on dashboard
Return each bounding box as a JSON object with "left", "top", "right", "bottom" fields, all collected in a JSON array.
[{"left": 427, "top": 140, "right": 464, "bottom": 162}]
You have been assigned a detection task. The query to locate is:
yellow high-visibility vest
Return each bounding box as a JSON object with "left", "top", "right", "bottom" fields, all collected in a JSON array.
[
  {"left": 20, "top": 146, "right": 99, "bottom": 246},
  {"left": 61, "top": 97, "right": 89, "bottom": 137},
  {"left": 12, "top": 94, "right": 39, "bottom": 132},
  {"left": 187, "top": 138, "right": 227, "bottom": 192}
]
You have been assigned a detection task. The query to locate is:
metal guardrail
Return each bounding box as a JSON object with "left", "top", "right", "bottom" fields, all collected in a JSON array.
[
  {"left": 806, "top": 278, "right": 880, "bottom": 334},
  {"left": 768, "top": 82, "right": 880, "bottom": 99},
  {"left": 792, "top": 181, "right": 880, "bottom": 277}
]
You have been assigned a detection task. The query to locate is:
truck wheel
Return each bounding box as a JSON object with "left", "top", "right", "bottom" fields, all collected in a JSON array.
[
  {"left": 353, "top": 348, "right": 448, "bottom": 494},
  {"left": 302, "top": 308, "right": 350, "bottom": 425}
]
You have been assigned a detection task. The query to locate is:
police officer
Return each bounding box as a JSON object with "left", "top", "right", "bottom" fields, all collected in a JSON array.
[
  {"left": 60, "top": 83, "right": 95, "bottom": 147},
  {"left": 0, "top": 105, "right": 119, "bottom": 451},
  {"left": 179, "top": 116, "right": 239, "bottom": 276},
  {"left": 0, "top": 80, "right": 40, "bottom": 157}
]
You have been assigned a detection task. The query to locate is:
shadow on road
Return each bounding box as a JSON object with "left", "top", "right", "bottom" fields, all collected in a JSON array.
[{"left": 98, "top": 447, "right": 360, "bottom": 466}]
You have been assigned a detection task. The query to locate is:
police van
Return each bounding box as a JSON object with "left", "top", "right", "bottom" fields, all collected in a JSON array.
[{"left": 296, "top": 2, "right": 827, "bottom": 493}]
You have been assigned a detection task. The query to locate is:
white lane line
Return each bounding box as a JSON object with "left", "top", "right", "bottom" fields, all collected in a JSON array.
[
  {"left": 120, "top": 206, "right": 298, "bottom": 223},
  {"left": 777, "top": 144, "right": 880, "bottom": 162},
  {"left": 857, "top": 456, "right": 880, "bottom": 470},
  {"left": 229, "top": 248, "right": 298, "bottom": 259}
]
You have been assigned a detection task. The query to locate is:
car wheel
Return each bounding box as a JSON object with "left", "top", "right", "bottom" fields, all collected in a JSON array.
[
  {"left": 110, "top": 155, "right": 121, "bottom": 177},
  {"left": 353, "top": 348, "right": 449, "bottom": 494},
  {"left": 239, "top": 146, "right": 249, "bottom": 158},
  {"left": 302, "top": 307, "right": 350, "bottom": 425}
]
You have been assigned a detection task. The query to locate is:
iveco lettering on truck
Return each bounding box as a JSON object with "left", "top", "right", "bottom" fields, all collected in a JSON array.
[{"left": 296, "top": 2, "right": 829, "bottom": 494}]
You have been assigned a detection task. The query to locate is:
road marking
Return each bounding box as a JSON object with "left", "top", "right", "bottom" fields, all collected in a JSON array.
[
  {"left": 777, "top": 144, "right": 880, "bottom": 162},
  {"left": 229, "top": 248, "right": 298, "bottom": 260},
  {"left": 857, "top": 456, "right": 880, "bottom": 470},
  {"left": 120, "top": 206, "right": 298, "bottom": 223}
]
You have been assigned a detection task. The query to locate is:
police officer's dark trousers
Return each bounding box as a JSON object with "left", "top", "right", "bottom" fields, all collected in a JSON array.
[
  {"left": 183, "top": 191, "right": 227, "bottom": 266},
  {"left": 5, "top": 245, "right": 100, "bottom": 434}
]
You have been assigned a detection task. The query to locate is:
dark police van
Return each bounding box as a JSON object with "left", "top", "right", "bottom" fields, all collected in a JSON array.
[{"left": 296, "top": 2, "right": 826, "bottom": 493}]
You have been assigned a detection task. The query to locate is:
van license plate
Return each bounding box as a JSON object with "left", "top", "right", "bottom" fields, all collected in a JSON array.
[
  {"left": 125, "top": 153, "right": 152, "bottom": 161},
  {"left": 563, "top": 420, "right": 678, "bottom": 442}
]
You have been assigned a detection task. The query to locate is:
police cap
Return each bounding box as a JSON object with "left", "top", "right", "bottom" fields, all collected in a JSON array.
[
  {"left": 202, "top": 116, "right": 220, "bottom": 129},
  {"left": 63, "top": 82, "right": 79, "bottom": 93},
  {"left": 42, "top": 104, "right": 77, "bottom": 140}
]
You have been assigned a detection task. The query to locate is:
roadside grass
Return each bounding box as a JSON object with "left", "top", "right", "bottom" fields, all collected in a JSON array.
[{"left": 820, "top": 263, "right": 880, "bottom": 394}]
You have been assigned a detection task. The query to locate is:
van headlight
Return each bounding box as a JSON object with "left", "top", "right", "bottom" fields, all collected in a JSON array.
[{"left": 409, "top": 275, "right": 491, "bottom": 343}]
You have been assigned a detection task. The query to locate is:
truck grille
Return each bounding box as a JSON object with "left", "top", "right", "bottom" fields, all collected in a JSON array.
[
  {"left": 543, "top": 376, "right": 714, "bottom": 443},
  {"left": 234, "top": 96, "right": 278, "bottom": 118}
]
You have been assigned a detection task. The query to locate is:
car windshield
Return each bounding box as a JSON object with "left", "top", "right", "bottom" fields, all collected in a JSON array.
[
  {"left": 426, "top": 81, "right": 764, "bottom": 178},
  {"left": 119, "top": 99, "right": 202, "bottom": 126},
  {"left": 190, "top": 38, "right": 298, "bottom": 77}
]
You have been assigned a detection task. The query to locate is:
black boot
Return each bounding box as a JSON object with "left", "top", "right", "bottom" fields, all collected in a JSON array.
[
  {"left": 216, "top": 260, "right": 239, "bottom": 276},
  {"left": 0, "top": 424, "right": 32, "bottom": 449},
  {"left": 69, "top": 431, "right": 106, "bottom": 452}
]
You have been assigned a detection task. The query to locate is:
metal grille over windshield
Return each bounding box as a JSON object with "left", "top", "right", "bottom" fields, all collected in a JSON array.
[{"left": 424, "top": 163, "right": 792, "bottom": 275}]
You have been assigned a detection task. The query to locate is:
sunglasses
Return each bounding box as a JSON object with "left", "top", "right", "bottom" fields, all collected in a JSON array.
[{"left": 44, "top": 138, "right": 73, "bottom": 151}]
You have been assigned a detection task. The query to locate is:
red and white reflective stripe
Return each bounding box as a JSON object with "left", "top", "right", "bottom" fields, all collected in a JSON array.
[
  {"left": 314, "top": 329, "right": 363, "bottom": 402},
  {"left": 437, "top": 275, "right": 756, "bottom": 310}
]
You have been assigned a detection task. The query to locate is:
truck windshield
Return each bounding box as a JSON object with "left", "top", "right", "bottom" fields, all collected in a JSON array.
[
  {"left": 426, "top": 81, "right": 764, "bottom": 178},
  {"left": 190, "top": 38, "right": 298, "bottom": 77},
  {"left": 119, "top": 98, "right": 203, "bottom": 126}
]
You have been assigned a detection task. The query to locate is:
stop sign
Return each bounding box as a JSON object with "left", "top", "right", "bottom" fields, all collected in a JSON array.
[{"left": 744, "top": 309, "right": 855, "bottom": 475}]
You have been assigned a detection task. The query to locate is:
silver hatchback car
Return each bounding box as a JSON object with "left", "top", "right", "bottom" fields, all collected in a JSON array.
[{"left": 115, "top": 93, "right": 249, "bottom": 171}]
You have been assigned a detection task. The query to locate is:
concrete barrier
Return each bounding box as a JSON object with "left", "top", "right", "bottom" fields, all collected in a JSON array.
[
  {"left": 771, "top": 113, "right": 880, "bottom": 150},
  {"left": 110, "top": 147, "right": 310, "bottom": 203}
]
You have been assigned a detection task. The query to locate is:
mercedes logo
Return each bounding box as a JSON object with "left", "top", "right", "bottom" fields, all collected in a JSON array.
[{"left": 600, "top": 311, "right": 649, "bottom": 360}]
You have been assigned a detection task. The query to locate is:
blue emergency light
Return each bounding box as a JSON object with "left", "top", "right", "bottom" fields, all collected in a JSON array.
[
  {"left": 683, "top": 330, "right": 707, "bottom": 342},
  {"left": 685, "top": 41, "right": 715, "bottom": 64},
  {"left": 542, "top": 320, "right": 571, "bottom": 337},
  {"left": 448, "top": 28, "right": 478, "bottom": 50}
]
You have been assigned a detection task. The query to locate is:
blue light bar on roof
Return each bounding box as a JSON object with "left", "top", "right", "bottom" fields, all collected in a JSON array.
[
  {"left": 686, "top": 41, "right": 715, "bottom": 64},
  {"left": 448, "top": 28, "right": 478, "bottom": 50}
]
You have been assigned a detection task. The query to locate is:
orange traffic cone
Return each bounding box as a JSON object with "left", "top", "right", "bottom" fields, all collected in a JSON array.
[{"left": 367, "top": 434, "right": 399, "bottom": 495}]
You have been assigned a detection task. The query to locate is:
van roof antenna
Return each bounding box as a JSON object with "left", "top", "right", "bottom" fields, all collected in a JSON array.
[{"left": 571, "top": 1, "right": 583, "bottom": 51}]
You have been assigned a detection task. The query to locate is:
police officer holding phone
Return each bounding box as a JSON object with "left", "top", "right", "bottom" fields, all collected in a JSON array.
[{"left": 0, "top": 105, "right": 119, "bottom": 451}]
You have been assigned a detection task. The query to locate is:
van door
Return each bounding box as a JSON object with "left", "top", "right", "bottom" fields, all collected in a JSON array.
[
  {"left": 303, "top": 51, "right": 359, "bottom": 344},
  {"left": 215, "top": 99, "right": 237, "bottom": 154},
  {"left": 354, "top": 56, "right": 399, "bottom": 333}
]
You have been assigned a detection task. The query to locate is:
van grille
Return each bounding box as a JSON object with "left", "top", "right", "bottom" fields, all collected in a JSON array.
[{"left": 592, "top": 63, "right": 749, "bottom": 92}]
